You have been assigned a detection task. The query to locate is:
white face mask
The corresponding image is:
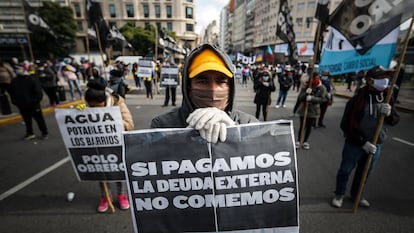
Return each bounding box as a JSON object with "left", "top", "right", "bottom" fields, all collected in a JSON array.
[
  {"left": 372, "top": 78, "right": 389, "bottom": 91},
  {"left": 263, "top": 76, "right": 269, "bottom": 81}
]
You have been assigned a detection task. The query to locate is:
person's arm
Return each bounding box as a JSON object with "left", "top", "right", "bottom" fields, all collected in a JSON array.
[{"left": 117, "top": 97, "right": 134, "bottom": 131}]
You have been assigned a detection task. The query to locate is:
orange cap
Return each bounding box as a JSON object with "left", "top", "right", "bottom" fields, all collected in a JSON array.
[{"left": 188, "top": 48, "right": 233, "bottom": 78}]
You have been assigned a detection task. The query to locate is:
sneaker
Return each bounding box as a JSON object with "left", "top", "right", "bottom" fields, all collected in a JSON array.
[
  {"left": 303, "top": 142, "right": 310, "bottom": 150},
  {"left": 331, "top": 196, "right": 344, "bottom": 208},
  {"left": 282, "top": 104, "right": 287, "bottom": 108},
  {"left": 295, "top": 141, "right": 300, "bottom": 149},
  {"left": 358, "top": 198, "right": 370, "bottom": 208},
  {"left": 117, "top": 194, "right": 130, "bottom": 210},
  {"left": 97, "top": 196, "right": 112, "bottom": 213},
  {"left": 275, "top": 105, "right": 280, "bottom": 108},
  {"left": 24, "top": 134, "right": 36, "bottom": 140}
]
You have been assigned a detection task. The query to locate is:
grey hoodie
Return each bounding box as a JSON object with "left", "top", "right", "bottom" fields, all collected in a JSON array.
[{"left": 151, "top": 44, "right": 257, "bottom": 128}]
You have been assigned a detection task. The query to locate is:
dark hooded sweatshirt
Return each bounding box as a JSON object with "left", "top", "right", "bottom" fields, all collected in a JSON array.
[{"left": 151, "top": 44, "right": 258, "bottom": 128}]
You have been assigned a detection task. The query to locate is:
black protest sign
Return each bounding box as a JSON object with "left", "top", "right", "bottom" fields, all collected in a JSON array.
[
  {"left": 124, "top": 120, "right": 299, "bottom": 233},
  {"left": 160, "top": 65, "right": 179, "bottom": 87},
  {"left": 55, "top": 107, "right": 125, "bottom": 181}
]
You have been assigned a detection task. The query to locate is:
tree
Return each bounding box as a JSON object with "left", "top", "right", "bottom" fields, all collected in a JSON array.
[
  {"left": 30, "top": 1, "right": 77, "bottom": 59},
  {"left": 120, "top": 23, "right": 176, "bottom": 58}
]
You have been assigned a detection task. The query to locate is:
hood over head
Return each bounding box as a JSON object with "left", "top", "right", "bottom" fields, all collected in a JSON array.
[{"left": 181, "top": 44, "right": 236, "bottom": 115}]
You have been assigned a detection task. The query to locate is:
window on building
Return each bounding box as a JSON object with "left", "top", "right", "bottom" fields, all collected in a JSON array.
[
  {"left": 109, "top": 4, "right": 116, "bottom": 18},
  {"left": 186, "top": 7, "right": 193, "bottom": 19},
  {"left": 167, "top": 22, "right": 173, "bottom": 31},
  {"left": 77, "top": 21, "right": 83, "bottom": 31},
  {"left": 296, "top": 17, "right": 303, "bottom": 26},
  {"left": 156, "top": 22, "right": 161, "bottom": 31},
  {"left": 166, "top": 5, "right": 172, "bottom": 18},
  {"left": 186, "top": 23, "right": 194, "bottom": 32},
  {"left": 187, "top": 0, "right": 193, "bottom": 2},
  {"left": 143, "top": 5, "right": 149, "bottom": 18},
  {"left": 297, "top": 2, "right": 305, "bottom": 10},
  {"left": 126, "top": 4, "right": 134, "bottom": 17},
  {"left": 306, "top": 17, "right": 313, "bottom": 28},
  {"left": 155, "top": 5, "right": 161, "bottom": 18},
  {"left": 73, "top": 3, "right": 81, "bottom": 18},
  {"left": 308, "top": 1, "right": 316, "bottom": 8}
]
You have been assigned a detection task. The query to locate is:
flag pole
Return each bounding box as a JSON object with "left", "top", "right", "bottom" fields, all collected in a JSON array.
[
  {"left": 299, "top": 21, "right": 322, "bottom": 147},
  {"left": 352, "top": 17, "right": 414, "bottom": 213},
  {"left": 20, "top": 0, "right": 35, "bottom": 63},
  {"left": 94, "top": 23, "right": 108, "bottom": 82}
]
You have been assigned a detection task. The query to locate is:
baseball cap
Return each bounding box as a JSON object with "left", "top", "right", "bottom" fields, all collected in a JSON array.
[
  {"left": 188, "top": 48, "right": 232, "bottom": 78},
  {"left": 366, "top": 65, "right": 393, "bottom": 78}
]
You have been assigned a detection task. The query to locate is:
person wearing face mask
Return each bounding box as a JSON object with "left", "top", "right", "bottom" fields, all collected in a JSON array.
[
  {"left": 294, "top": 72, "right": 327, "bottom": 150},
  {"left": 253, "top": 65, "right": 276, "bottom": 121},
  {"left": 275, "top": 65, "right": 294, "bottom": 108},
  {"left": 151, "top": 44, "right": 258, "bottom": 143},
  {"left": 331, "top": 65, "right": 400, "bottom": 208}
]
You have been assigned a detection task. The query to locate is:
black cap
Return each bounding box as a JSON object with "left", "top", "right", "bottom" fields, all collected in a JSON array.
[{"left": 366, "top": 65, "right": 393, "bottom": 78}]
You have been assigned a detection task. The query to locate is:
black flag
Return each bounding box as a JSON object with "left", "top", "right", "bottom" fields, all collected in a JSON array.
[
  {"left": 313, "top": 0, "right": 330, "bottom": 63},
  {"left": 23, "top": 0, "right": 56, "bottom": 38},
  {"left": 315, "top": 0, "right": 329, "bottom": 23},
  {"left": 85, "top": 0, "right": 110, "bottom": 48},
  {"left": 328, "top": 0, "right": 414, "bottom": 54},
  {"left": 276, "top": 0, "right": 298, "bottom": 65}
]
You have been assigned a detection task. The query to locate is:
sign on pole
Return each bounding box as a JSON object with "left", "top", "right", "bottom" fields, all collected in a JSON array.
[
  {"left": 137, "top": 60, "right": 154, "bottom": 78},
  {"left": 160, "top": 65, "right": 179, "bottom": 87},
  {"left": 55, "top": 107, "right": 125, "bottom": 181},
  {"left": 123, "top": 120, "right": 299, "bottom": 233}
]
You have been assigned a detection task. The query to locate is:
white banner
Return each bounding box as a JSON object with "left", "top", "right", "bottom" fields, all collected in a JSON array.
[{"left": 55, "top": 106, "right": 126, "bottom": 181}]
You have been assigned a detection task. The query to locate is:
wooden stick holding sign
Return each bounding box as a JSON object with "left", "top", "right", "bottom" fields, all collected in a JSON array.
[
  {"left": 102, "top": 182, "right": 115, "bottom": 213},
  {"left": 299, "top": 21, "right": 323, "bottom": 147}
]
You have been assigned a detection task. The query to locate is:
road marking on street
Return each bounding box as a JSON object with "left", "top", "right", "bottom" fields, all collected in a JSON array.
[
  {"left": 392, "top": 137, "right": 414, "bottom": 147},
  {"left": 0, "top": 157, "right": 70, "bottom": 201}
]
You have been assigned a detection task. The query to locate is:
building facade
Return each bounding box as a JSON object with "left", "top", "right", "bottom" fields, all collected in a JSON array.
[{"left": 218, "top": 0, "right": 342, "bottom": 64}]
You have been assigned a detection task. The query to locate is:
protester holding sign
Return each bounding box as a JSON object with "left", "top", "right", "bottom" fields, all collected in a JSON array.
[
  {"left": 331, "top": 65, "right": 399, "bottom": 208},
  {"left": 151, "top": 43, "right": 257, "bottom": 143},
  {"left": 84, "top": 79, "right": 135, "bottom": 213}
]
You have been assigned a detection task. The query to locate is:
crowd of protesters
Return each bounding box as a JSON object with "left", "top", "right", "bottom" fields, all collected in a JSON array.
[{"left": 0, "top": 44, "right": 404, "bottom": 214}]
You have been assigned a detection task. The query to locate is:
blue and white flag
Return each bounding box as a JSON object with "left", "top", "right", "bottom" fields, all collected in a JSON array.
[{"left": 319, "top": 27, "right": 399, "bottom": 76}]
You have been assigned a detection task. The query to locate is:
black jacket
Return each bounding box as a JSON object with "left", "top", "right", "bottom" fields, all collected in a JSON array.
[
  {"left": 9, "top": 75, "right": 43, "bottom": 107},
  {"left": 340, "top": 86, "right": 399, "bottom": 146}
]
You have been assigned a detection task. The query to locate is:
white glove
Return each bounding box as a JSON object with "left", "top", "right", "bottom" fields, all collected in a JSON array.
[
  {"left": 306, "top": 88, "right": 312, "bottom": 94},
  {"left": 362, "top": 141, "right": 377, "bottom": 154},
  {"left": 306, "top": 95, "right": 312, "bottom": 102},
  {"left": 186, "top": 107, "right": 235, "bottom": 143},
  {"left": 379, "top": 103, "right": 391, "bottom": 116}
]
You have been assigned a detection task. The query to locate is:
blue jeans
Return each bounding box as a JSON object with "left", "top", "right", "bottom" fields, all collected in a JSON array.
[
  {"left": 276, "top": 89, "right": 288, "bottom": 105},
  {"left": 335, "top": 142, "right": 382, "bottom": 198},
  {"left": 68, "top": 79, "right": 83, "bottom": 100}
]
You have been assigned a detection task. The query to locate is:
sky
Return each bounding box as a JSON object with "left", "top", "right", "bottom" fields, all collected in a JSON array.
[{"left": 195, "top": 0, "right": 229, "bottom": 34}]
